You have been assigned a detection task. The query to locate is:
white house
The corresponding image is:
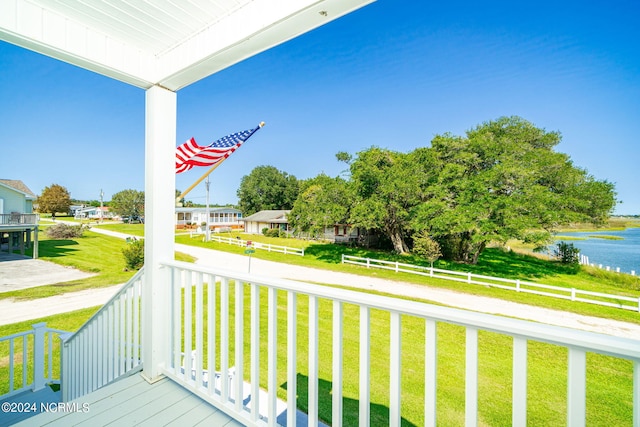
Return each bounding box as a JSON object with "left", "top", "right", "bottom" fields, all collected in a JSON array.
[
  {"left": 241, "top": 209, "right": 290, "bottom": 234},
  {"left": 0, "top": 179, "right": 39, "bottom": 257},
  {"left": 175, "top": 206, "right": 243, "bottom": 231}
]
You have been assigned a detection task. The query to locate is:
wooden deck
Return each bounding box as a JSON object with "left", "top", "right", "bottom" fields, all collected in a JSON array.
[{"left": 11, "top": 374, "right": 241, "bottom": 426}]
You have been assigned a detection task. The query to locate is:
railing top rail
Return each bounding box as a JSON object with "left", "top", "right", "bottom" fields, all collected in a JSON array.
[
  {"left": 0, "top": 326, "right": 67, "bottom": 342},
  {"left": 162, "top": 260, "right": 640, "bottom": 360},
  {"left": 61, "top": 267, "right": 144, "bottom": 343}
]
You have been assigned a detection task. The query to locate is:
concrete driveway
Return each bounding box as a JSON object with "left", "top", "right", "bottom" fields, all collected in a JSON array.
[{"left": 0, "top": 252, "right": 95, "bottom": 293}]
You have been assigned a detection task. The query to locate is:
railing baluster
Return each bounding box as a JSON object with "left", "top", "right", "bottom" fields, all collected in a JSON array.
[
  {"left": 119, "top": 293, "right": 125, "bottom": 376},
  {"left": 250, "top": 282, "right": 260, "bottom": 423},
  {"left": 466, "top": 327, "right": 478, "bottom": 427},
  {"left": 633, "top": 360, "right": 639, "bottom": 427},
  {"left": 207, "top": 273, "right": 216, "bottom": 396},
  {"left": 390, "top": 312, "right": 401, "bottom": 427},
  {"left": 234, "top": 279, "right": 244, "bottom": 411},
  {"left": 126, "top": 286, "right": 133, "bottom": 372},
  {"left": 184, "top": 270, "right": 193, "bottom": 384},
  {"left": 172, "top": 267, "right": 182, "bottom": 376},
  {"left": 195, "top": 271, "right": 204, "bottom": 387},
  {"left": 287, "top": 291, "right": 297, "bottom": 427},
  {"left": 133, "top": 277, "right": 141, "bottom": 367},
  {"left": 567, "top": 348, "right": 586, "bottom": 426},
  {"left": 268, "top": 287, "right": 278, "bottom": 427},
  {"left": 9, "top": 340, "right": 14, "bottom": 393},
  {"left": 360, "top": 306, "right": 370, "bottom": 427},
  {"left": 22, "top": 334, "right": 28, "bottom": 389},
  {"left": 309, "top": 295, "right": 319, "bottom": 427},
  {"left": 332, "top": 301, "right": 343, "bottom": 427},
  {"left": 425, "top": 319, "right": 437, "bottom": 427},
  {"left": 513, "top": 337, "right": 528, "bottom": 426},
  {"left": 221, "top": 277, "right": 229, "bottom": 401}
]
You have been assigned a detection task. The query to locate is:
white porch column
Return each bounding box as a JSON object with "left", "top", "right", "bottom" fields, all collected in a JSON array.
[{"left": 142, "top": 85, "right": 176, "bottom": 381}]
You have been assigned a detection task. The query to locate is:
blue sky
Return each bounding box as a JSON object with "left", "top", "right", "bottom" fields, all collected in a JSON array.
[{"left": 1, "top": 0, "right": 639, "bottom": 215}]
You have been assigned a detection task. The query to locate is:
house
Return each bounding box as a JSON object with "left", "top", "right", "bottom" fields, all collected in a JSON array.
[
  {"left": 74, "top": 206, "right": 113, "bottom": 220},
  {"left": 175, "top": 206, "right": 243, "bottom": 231},
  {"left": 0, "top": 179, "right": 39, "bottom": 257},
  {"left": 2, "top": 2, "right": 638, "bottom": 427},
  {"left": 241, "top": 209, "right": 291, "bottom": 234}
]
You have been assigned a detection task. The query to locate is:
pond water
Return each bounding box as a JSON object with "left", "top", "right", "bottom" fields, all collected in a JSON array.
[{"left": 553, "top": 227, "right": 640, "bottom": 274}]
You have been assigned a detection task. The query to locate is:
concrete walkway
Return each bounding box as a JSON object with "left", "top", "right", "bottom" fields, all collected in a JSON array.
[{"left": 2, "top": 225, "right": 640, "bottom": 339}]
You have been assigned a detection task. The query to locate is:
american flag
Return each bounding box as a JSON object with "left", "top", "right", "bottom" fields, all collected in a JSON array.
[{"left": 175, "top": 124, "right": 263, "bottom": 174}]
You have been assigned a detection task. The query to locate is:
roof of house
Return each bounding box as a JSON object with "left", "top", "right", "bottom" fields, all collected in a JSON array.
[
  {"left": 241, "top": 210, "right": 290, "bottom": 223},
  {"left": 0, "top": 179, "right": 36, "bottom": 199},
  {"left": 175, "top": 207, "right": 241, "bottom": 214}
]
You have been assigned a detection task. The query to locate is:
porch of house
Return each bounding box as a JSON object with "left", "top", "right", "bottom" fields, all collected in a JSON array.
[
  {"left": 0, "top": 214, "right": 38, "bottom": 258},
  {"left": 3, "top": 263, "right": 638, "bottom": 426}
]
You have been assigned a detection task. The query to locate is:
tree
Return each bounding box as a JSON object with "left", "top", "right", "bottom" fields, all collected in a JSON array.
[
  {"left": 411, "top": 116, "right": 617, "bottom": 263},
  {"left": 348, "top": 147, "right": 425, "bottom": 253},
  {"left": 237, "top": 166, "right": 299, "bottom": 216},
  {"left": 289, "top": 174, "right": 351, "bottom": 237},
  {"left": 110, "top": 189, "right": 145, "bottom": 219},
  {"left": 412, "top": 231, "right": 442, "bottom": 267},
  {"left": 37, "top": 184, "right": 71, "bottom": 218}
]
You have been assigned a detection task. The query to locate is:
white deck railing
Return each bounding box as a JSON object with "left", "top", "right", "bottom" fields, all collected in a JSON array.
[
  {"left": 161, "top": 260, "right": 640, "bottom": 427},
  {"left": 60, "top": 268, "right": 144, "bottom": 402},
  {"left": 0, "top": 323, "right": 67, "bottom": 399},
  {"left": 343, "top": 254, "right": 640, "bottom": 312},
  {"left": 0, "top": 213, "right": 38, "bottom": 226}
]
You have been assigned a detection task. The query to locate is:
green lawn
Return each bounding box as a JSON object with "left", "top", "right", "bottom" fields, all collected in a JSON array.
[
  {"left": 177, "top": 234, "right": 640, "bottom": 325},
  {"left": 1, "top": 230, "right": 194, "bottom": 300}
]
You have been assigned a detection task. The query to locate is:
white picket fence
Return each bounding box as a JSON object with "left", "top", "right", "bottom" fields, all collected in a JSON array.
[
  {"left": 0, "top": 323, "right": 68, "bottom": 399},
  {"left": 206, "top": 235, "right": 304, "bottom": 256},
  {"left": 342, "top": 255, "right": 640, "bottom": 312},
  {"left": 580, "top": 254, "right": 637, "bottom": 276}
]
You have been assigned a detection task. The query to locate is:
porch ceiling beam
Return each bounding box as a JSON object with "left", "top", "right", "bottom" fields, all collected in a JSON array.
[{"left": 0, "top": 0, "right": 374, "bottom": 91}]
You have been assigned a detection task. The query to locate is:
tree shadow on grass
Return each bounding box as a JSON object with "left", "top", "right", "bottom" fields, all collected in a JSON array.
[
  {"left": 473, "top": 248, "right": 579, "bottom": 279},
  {"left": 306, "top": 239, "right": 578, "bottom": 281},
  {"left": 36, "top": 239, "right": 82, "bottom": 258},
  {"left": 281, "top": 373, "right": 417, "bottom": 427}
]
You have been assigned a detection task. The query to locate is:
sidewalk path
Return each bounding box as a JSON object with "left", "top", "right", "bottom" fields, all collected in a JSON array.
[{"left": 3, "top": 225, "right": 640, "bottom": 339}]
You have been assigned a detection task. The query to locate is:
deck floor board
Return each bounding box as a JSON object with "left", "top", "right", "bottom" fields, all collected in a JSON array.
[{"left": 12, "top": 374, "right": 237, "bottom": 426}]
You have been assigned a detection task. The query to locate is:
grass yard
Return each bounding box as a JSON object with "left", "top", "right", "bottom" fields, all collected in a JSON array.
[
  {"left": 1, "top": 230, "right": 194, "bottom": 300},
  {"left": 176, "top": 234, "right": 640, "bottom": 325}
]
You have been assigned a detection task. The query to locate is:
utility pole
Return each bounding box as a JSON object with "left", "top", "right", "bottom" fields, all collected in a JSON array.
[
  {"left": 205, "top": 176, "right": 211, "bottom": 242},
  {"left": 100, "top": 189, "right": 104, "bottom": 223}
]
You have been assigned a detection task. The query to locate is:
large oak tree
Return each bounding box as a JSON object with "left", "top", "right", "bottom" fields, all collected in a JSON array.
[
  {"left": 411, "top": 116, "right": 616, "bottom": 263},
  {"left": 292, "top": 116, "right": 616, "bottom": 263}
]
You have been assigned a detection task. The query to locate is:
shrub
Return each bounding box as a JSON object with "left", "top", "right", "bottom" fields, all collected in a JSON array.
[
  {"left": 261, "top": 227, "right": 269, "bottom": 236},
  {"left": 554, "top": 241, "right": 580, "bottom": 264},
  {"left": 412, "top": 231, "right": 442, "bottom": 267},
  {"left": 265, "top": 228, "right": 281, "bottom": 238},
  {"left": 122, "top": 239, "right": 144, "bottom": 271},
  {"left": 46, "top": 223, "right": 85, "bottom": 239}
]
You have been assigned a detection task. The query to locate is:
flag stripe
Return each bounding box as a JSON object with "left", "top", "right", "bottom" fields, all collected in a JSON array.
[{"left": 175, "top": 125, "right": 261, "bottom": 174}]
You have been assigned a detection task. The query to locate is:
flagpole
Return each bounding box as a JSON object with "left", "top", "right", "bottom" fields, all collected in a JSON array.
[{"left": 176, "top": 121, "right": 265, "bottom": 204}]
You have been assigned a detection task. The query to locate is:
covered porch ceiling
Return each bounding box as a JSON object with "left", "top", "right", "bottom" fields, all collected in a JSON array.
[{"left": 0, "top": 0, "right": 374, "bottom": 91}]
